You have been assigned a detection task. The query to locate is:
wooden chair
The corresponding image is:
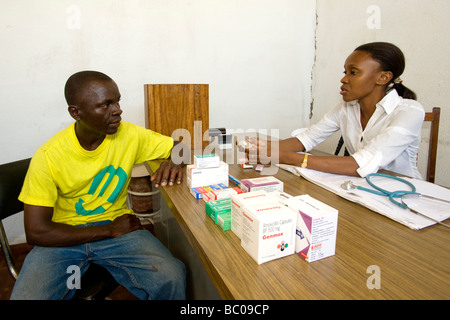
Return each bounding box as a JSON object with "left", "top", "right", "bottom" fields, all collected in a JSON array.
[
  {"left": 334, "top": 136, "right": 349, "bottom": 156},
  {"left": 0, "top": 158, "right": 119, "bottom": 300},
  {"left": 423, "top": 107, "right": 440, "bottom": 183}
]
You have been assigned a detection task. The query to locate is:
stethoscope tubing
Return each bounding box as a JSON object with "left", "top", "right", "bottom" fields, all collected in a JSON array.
[
  {"left": 358, "top": 173, "right": 418, "bottom": 209},
  {"left": 359, "top": 173, "right": 450, "bottom": 228}
]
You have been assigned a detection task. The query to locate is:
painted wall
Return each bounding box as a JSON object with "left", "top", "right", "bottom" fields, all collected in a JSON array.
[
  {"left": 1, "top": 1, "right": 449, "bottom": 244},
  {"left": 312, "top": 0, "right": 450, "bottom": 187},
  {"left": 1, "top": 0, "right": 315, "bottom": 244},
  {"left": 1, "top": 0, "right": 315, "bottom": 166}
]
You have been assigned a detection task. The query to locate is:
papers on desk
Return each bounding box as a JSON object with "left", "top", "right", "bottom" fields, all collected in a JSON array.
[{"left": 277, "top": 164, "right": 450, "bottom": 230}]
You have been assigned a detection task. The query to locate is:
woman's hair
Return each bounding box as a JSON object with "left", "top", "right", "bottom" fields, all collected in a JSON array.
[{"left": 355, "top": 42, "right": 417, "bottom": 100}]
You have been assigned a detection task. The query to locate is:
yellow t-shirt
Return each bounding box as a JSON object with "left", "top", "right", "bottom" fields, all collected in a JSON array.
[{"left": 19, "top": 121, "right": 173, "bottom": 226}]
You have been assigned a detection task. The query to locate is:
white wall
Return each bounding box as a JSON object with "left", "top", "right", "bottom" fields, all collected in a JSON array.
[
  {"left": 1, "top": 0, "right": 316, "bottom": 165},
  {"left": 1, "top": 0, "right": 315, "bottom": 244},
  {"left": 2, "top": 1, "right": 449, "bottom": 244},
  {"left": 312, "top": 0, "right": 450, "bottom": 187}
]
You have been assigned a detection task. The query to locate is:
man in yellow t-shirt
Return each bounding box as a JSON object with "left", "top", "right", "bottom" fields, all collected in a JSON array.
[{"left": 11, "top": 71, "right": 187, "bottom": 300}]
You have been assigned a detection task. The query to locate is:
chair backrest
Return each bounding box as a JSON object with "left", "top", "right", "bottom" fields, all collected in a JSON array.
[
  {"left": 0, "top": 158, "right": 31, "bottom": 279},
  {"left": 334, "top": 136, "right": 349, "bottom": 156},
  {"left": 423, "top": 107, "right": 440, "bottom": 183},
  {"left": 0, "top": 158, "right": 31, "bottom": 220}
]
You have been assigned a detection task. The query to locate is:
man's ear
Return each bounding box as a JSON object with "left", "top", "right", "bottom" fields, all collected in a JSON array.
[{"left": 68, "top": 105, "right": 81, "bottom": 120}]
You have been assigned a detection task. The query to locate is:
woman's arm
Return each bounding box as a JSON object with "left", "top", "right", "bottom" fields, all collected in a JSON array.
[
  {"left": 280, "top": 150, "right": 360, "bottom": 176},
  {"left": 246, "top": 136, "right": 360, "bottom": 177}
]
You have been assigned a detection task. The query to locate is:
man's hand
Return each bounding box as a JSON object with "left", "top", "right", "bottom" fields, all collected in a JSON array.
[
  {"left": 24, "top": 205, "right": 145, "bottom": 247},
  {"left": 150, "top": 160, "right": 184, "bottom": 187},
  {"left": 108, "top": 214, "right": 144, "bottom": 238}
]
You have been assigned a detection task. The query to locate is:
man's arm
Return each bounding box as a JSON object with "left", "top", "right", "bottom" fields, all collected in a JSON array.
[
  {"left": 151, "top": 141, "right": 190, "bottom": 187},
  {"left": 24, "top": 204, "right": 143, "bottom": 247}
]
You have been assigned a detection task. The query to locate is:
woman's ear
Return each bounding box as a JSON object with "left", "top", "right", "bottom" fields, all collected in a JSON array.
[
  {"left": 68, "top": 105, "right": 81, "bottom": 120},
  {"left": 377, "top": 71, "right": 394, "bottom": 86}
]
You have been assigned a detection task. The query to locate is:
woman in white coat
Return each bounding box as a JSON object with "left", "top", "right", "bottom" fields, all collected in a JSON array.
[{"left": 245, "top": 42, "right": 424, "bottom": 179}]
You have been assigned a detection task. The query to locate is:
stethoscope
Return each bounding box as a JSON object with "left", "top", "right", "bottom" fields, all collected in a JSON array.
[{"left": 341, "top": 173, "right": 450, "bottom": 228}]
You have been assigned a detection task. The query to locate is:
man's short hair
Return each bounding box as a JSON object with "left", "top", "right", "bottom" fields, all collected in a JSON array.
[{"left": 64, "top": 71, "right": 113, "bottom": 105}]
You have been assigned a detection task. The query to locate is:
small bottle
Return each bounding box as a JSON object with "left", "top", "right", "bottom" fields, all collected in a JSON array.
[{"left": 238, "top": 140, "right": 251, "bottom": 149}]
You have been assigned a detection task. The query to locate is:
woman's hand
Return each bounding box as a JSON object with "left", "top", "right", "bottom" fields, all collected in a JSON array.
[
  {"left": 238, "top": 137, "right": 273, "bottom": 164},
  {"left": 239, "top": 137, "right": 304, "bottom": 165}
]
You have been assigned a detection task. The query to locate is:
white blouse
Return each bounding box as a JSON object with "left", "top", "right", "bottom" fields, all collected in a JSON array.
[{"left": 295, "top": 90, "right": 425, "bottom": 178}]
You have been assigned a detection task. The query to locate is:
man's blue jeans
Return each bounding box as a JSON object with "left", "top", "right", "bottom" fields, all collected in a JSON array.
[{"left": 10, "top": 223, "right": 186, "bottom": 300}]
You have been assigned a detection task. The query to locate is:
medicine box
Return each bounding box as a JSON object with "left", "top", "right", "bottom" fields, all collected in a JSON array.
[
  {"left": 190, "top": 184, "right": 224, "bottom": 200},
  {"left": 206, "top": 184, "right": 226, "bottom": 199},
  {"left": 241, "top": 202, "right": 296, "bottom": 265},
  {"left": 217, "top": 212, "right": 231, "bottom": 231},
  {"left": 200, "top": 185, "right": 215, "bottom": 201},
  {"left": 285, "top": 195, "right": 338, "bottom": 263},
  {"left": 271, "top": 190, "right": 293, "bottom": 205},
  {"left": 209, "top": 187, "right": 243, "bottom": 201},
  {"left": 194, "top": 154, "right": 220, "bottom": 169},
  {"left": 205, "top": 199, "right": 232, "bottom": 231},
  {"left": 190, "top": 187, "right": 207, "bottom": 199},
  {"left": 186, "top": 161, "right": 229, "bottom": 188},
  {"left": 230, "top": 190, "right": 292, "bottom": 239},
  {"left": 239, "top": 176, "right": 283, "bottom": 193},
  {"left": 205, "top": 198, "right": 231, "bottom": 223},
  {"left": 231, "top": 190, "right": 275, "bottom": 239}
]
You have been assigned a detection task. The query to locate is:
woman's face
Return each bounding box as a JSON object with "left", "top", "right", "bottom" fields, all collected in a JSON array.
[{"left": 340, "top": 50, "right": 390, "bottom": 103}]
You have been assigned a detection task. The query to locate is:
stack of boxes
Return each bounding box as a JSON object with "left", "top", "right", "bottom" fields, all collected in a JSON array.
[
  {"left": 187, "top": 154, "right": 229, "bottom": 189},
  {"left": 188, "top": 154, "right": 241, "bottom": 231},
  {"left": 186, "top": 155, "right": 339, "bottom": 265},
  {"left": 233, "top": 189, "right": 338, "bottom": 265}
]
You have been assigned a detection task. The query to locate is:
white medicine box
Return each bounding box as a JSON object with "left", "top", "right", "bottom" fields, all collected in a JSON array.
[
  {"left": 186, "top": 161, "right": 229, "bottom": 188},
  {"left": 241, "top": 202, "right": 296, "bottom": 265},
  {"left": 194, "top": 154, "right": 220, "bottom": 169},
  {"left": 231, "top": 190, "right": 282, "bottom": 239},
  {"left": 285, "top": 195, "right": 338, "bottom": 263}
]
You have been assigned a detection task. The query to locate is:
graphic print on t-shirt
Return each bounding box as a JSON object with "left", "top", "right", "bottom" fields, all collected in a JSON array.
[{"left": 75, "top": 165, "right": 127, "bottom": 216}]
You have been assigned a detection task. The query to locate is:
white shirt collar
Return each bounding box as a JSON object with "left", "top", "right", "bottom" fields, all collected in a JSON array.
[
  {"left": 376, "top": 89, "right": 402, "bottom": 115},
  {"left": 346, "top": 89, "right": 402, "bottom": 115}
]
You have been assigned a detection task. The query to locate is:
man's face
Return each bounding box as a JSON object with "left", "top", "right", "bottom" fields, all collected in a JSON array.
[{"left": 74, "top": 79, "right": 123, "bottom": 136}]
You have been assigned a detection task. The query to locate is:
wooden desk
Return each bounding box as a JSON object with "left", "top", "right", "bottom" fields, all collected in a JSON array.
[{"left": 145, "top": 160, "right": 450, "bottom": 300}]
